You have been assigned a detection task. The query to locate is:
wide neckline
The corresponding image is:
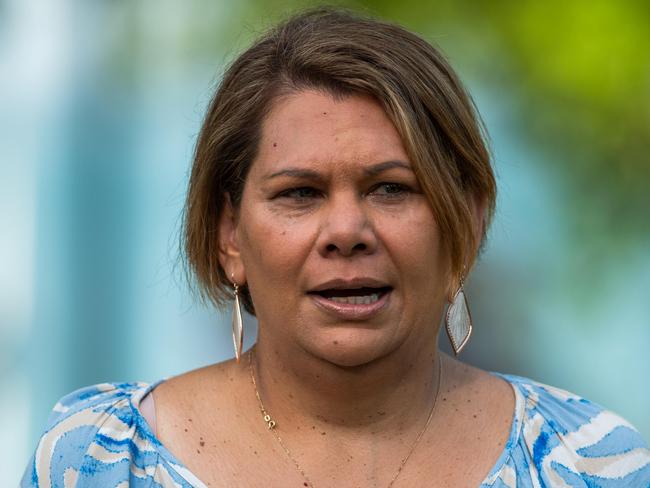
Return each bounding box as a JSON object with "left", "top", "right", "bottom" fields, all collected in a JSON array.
[{"left": 128, "top": 372, "right": 525, "bottom": 488}]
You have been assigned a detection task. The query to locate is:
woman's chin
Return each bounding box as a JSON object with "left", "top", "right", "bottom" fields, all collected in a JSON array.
[{"left": 301, "top": 328, "right": 400, "bottom": 368}]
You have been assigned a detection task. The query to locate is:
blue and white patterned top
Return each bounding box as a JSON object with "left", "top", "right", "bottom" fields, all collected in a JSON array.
[{"left": 22, "top": 374, "right": 650, "bottom": 487}]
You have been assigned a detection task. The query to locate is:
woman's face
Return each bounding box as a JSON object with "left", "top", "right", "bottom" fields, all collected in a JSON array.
[{"left": 221, "top": 89, "right": 449, "bottom": 366}]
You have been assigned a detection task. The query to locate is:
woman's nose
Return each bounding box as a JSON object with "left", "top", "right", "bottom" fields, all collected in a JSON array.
[{"left": 317, "top": 194, "right": 378, "bottom": 258}]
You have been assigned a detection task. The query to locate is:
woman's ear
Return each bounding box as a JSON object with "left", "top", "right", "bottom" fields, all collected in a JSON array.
[{"left": 218, "top": 194, "right": 246, "bottom": 285}]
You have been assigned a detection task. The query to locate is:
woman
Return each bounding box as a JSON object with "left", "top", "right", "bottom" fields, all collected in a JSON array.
[{"left": 22, "top": 8, "right": 650, "bottom": 488}]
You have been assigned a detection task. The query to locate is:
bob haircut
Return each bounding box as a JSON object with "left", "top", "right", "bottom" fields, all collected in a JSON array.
[{"left": 183, "top": 7, "right": 496, "bottom": 314}]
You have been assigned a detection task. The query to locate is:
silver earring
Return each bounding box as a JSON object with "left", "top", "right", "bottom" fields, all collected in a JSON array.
[
  {"left": 231, "top": 278, "right": 244, "bottom": 363},
  {"left": 445, "top": 281, "right": 472, "bottom": 355}
]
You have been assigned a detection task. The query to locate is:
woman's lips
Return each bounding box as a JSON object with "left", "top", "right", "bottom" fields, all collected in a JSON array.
[{"left": 309, "top": 288, "right": 391, "bottom": 320}]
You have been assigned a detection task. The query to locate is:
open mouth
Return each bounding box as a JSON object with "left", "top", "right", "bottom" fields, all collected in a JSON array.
[{"left": 309, "top": 286, "right": 392, "bottom": 305}]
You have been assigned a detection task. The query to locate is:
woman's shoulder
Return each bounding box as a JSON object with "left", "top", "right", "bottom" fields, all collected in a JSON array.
[
  {"left": 482, "top": 372, "right": 650, "bottom": 487},
  {"left": 21, "top": 381, "right": 203, "bottom": 488}
]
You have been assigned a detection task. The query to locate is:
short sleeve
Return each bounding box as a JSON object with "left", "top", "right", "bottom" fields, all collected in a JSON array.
[
  {"left": 515, "top": 376, "right": 650, "bottom": 487},
  {"left": 20, "top": 383, "right": 163, "bottom": 488}
]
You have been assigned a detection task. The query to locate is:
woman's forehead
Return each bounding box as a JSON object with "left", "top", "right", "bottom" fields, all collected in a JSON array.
[
  {"left": 253, "top": 89, "right": 410, "bottom": 176},
  {"left": 264, "top": 89, "right": 391, "bottom": 133}
]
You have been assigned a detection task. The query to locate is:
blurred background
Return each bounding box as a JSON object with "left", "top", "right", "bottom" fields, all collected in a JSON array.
[{"left": 1, "top": 0, "right": 649, "bottom": 484}]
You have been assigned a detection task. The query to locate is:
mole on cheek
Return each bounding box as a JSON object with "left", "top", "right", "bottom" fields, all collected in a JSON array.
[{"left": 272, "top": 142, "right": 277, "bottom": 147}]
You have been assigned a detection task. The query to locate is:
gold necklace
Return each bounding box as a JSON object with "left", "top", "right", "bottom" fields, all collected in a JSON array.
[{"left": 248, "top": 347, "right": 443, "bottom": 488}]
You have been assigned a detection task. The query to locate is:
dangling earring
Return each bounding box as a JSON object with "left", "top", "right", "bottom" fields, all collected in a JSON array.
[
  {"left": 231, "top": 275, "right": 244, "bottom": 363},
  {"left": 445, "top": 279, "right": 472, "bottom": 355}
]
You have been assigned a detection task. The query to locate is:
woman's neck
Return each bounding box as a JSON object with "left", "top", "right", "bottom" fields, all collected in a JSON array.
[{"left": 250, "top": 329, "right": 443, "bottom": 437}]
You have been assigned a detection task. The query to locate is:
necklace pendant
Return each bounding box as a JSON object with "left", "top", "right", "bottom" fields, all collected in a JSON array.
[{"left": 263, "top": 413, "right": 276, "bottom": 429}]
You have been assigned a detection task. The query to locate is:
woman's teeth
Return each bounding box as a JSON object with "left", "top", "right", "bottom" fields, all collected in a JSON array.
[{"left": 328, "top": 293, "right": 381, "bottom": 305}]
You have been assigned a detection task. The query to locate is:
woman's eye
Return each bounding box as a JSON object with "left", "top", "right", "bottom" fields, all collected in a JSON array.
[
  {"left": 370, "top": 183, "right": 410, "bottom": 198},
  {"left": 277, "top": 187, "right": 320, "bottom": 201}
]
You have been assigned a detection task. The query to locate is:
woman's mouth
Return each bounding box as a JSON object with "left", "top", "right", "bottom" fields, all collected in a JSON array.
[
  {"left": 308, "top": 286, "right": 392, "bottom": 320},
  {"left": 327, "top": 293, "right": 381, "bottom": 305},
  {"left": 317, "top": 286, "right": 389, "bottom": 303}
]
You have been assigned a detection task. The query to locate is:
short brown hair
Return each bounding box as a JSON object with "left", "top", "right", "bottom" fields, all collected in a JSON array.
[{"left": 183, "top": 7, "right": 496, "bottom": 313}]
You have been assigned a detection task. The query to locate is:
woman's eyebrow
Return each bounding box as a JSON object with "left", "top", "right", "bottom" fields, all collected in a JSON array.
[
  {"left": 264, "top": 160, "right": 411, "bottom": 181},
  {"left": 264, "top": 168, "right": 321, "bottom": 180},
  {"left": 363, "top": 160, "right": 412, "bottom": 176}
]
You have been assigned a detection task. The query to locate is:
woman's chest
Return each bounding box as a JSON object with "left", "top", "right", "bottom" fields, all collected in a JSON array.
[{"left": 161, "top": 417, "right": 510, "bottom": 488}]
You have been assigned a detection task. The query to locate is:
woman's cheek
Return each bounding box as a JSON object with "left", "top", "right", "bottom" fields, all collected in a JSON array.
[{"left": 249, "top": 219, "right": 314, "bottom": 274}]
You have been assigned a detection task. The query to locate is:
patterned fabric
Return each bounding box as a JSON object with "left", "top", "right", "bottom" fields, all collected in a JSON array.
[
  {"left": 22, "top": 374, "right": 650, "bottom": 487},
  {"left": 21, "top": 382, "right": 205, "bottom": 488},
  {"left": 481, "top": 375, "right": 650, "bottom": 487}
]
